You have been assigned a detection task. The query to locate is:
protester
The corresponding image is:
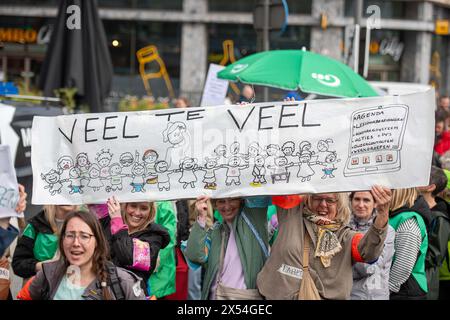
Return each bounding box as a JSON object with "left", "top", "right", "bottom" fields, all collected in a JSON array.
[
  {"left": 185, "top": 196, "right": 269, "bottom": 300},
  {"left": 437, "top": 164, "right": 450, "bottom": 299},
  {"left": 0, "top": 184, "right": 27, "bottom": 300},
  {"left": 102, "top": 196, "right": 170, "bottom": 294},
  {"left": 434, "top": 113, "right": 450, "bottom": 156},
  {"left": 174, "top": 96, "right": 190, "bottom": 108},
  {"left": 349, "top": 191, "right": 395, "bottom": 300},
  {"left": 439, "top": 95, "right": 450, "bottom": 113},
  {"left": 388, "top": 188, "right": 432, "bottom": 300},
  {"left": 239, "top": 85, "right": 255, "bottom": 103},
  {"left": 417, "top": 166, "right": 450, "bottom": 299},
  {"left": 0, "top": 184, "right": 27, "bottom": 257},
  {"left": 24, "top": 210, "right": 145, "bottom": 300},
  {"left": 12, "top": 204, "right": 78, "bottom": 279},
  {"left": 148, "top": 201, "right": 179, "bottom": 299},
  {"left": 184, "top": 199, "right": 214, "bottom": 300},
  {"left": 257, "top": 186, "right": 390, "bottom": 300}
]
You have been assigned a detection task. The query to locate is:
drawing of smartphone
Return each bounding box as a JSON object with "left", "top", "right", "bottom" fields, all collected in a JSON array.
[{"left": 344, "top": 104, "right": 409, "bottom": 177}]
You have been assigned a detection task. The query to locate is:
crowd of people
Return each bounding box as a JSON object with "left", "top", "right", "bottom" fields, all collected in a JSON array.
[{"left": 0, "top": 94, "right": 449, "bottom": 301}]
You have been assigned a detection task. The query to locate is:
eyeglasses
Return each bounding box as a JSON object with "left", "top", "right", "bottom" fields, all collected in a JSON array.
[
  {"left": 63, "top": 231, "right": 94, "bottom": 244},
  {"left": 311, "top": 197, "right": 338, "bottom": 205}
]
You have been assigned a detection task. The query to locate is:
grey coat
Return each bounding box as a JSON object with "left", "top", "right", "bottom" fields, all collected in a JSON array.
[
  {"left": 351, "top": 225, "right": 395, "bottom": 300},
  {"left": 28, "top": 260, "right": 146, "bottom": 300}
]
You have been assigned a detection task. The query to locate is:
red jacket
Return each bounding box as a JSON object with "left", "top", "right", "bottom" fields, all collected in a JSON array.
[{"left": 435, "top": 131, "right": 450, "bottom": 155}]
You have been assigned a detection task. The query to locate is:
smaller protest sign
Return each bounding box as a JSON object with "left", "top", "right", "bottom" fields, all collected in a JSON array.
[
  {"left": 0, "top": 145, "right": 20, "bottom": 218},
  {"left": 200, "top": 64, "right": 229, "bottom": 107}
]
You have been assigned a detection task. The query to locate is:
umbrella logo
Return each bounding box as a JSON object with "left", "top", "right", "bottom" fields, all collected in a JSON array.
[
  {"left": 311, "top": 73, "right": 341, "bottom": 87},
  {"left": 230, "top": 64, "right": 249, "bottom": 74}
]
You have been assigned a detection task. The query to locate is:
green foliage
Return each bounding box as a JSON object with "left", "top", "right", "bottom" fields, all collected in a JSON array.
[
  {"left": 54, "top": 87, "right": 78, "bottom": 112},
  {"left": 118, "top": 95, "right": 169, "bottom": 112}
]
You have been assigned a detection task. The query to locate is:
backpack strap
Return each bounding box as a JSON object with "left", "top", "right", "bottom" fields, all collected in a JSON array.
[
  {"left": 241, "top": 211, "right": 269, "bottom": 259},
  {"left": 41, "top": 265, "right": 50, "bottom": 300},
  {"left": 105, "top": 261, "right": 125, "bottom": 300}
]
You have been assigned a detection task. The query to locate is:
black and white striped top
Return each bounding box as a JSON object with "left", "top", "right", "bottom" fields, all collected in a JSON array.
[{"left": 389, "top": 218, "right": 422, "bottom": 293}]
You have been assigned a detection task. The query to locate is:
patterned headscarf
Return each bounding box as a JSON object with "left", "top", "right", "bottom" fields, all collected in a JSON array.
[
  {"left": 303, "top": 205, "right": 343, "bottom": 268},
  {"left": 348, "top": 211, "right": 376, "bottom": 233}
]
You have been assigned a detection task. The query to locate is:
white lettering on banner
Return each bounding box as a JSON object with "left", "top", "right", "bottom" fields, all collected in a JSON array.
[
  {"left": 20, "top": 127, "right": 32, "bottom": 148},
  {"left": 311, "top": 73, "right": 341, "bottom": 87},
  {"left": 278, "top": 264, "right": 303, "bottom": 279},
  {"left": 66, "top": 5, "right": 81, "bottom": 30},
  {"left": 31, "top": 89, "right": 435, "bottom": 205},
  {"left": 230, "top": 64, "right": 248, "bottom": 74}
]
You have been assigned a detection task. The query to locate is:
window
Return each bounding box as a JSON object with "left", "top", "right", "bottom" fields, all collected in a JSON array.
[
  {"left": 345, "top": 0, "right": 405, "bottom": 19},
  {"left": 208, "top": 0, "right": 311, "bottom": 14},
  {"left": 98, "top": 0, "right": 182, "bottom": 10},
  {"left": 104, "top": 20, "right": 181, "bottom": 97}
]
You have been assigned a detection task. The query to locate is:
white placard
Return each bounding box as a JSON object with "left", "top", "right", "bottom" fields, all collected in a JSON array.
[
  {"left": 0, "top": 145, "right": 20, "bottom": 217},
  {"left": 200, "top": 64, "right": 229, "bottom": 107},
  {"left": 31, "top": 88, "right": 435, "bottom": 205}
]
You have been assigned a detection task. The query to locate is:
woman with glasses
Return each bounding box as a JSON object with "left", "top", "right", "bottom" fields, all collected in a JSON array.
[
  {"left": 257, "top": 186, "right": 391, "bottom": 300},
  {"left": 26, "top": 210, "right": 145, "bottom": 300},
  {"left": 13, "top": 204, "right": 78, "bottom": 279},
  {"left": 185, "top": 196, "right": 269, "bottom": 300},
  {"left": 99, "top": 196, "right": 170, "bottom": 295},
  {"left": 349, "top": 191, "right": 396, "bottom": 300}
]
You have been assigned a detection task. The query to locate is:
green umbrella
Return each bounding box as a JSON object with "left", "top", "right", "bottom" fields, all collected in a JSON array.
[{"left": 217, "top": 49, "right": 378, "bottom": 98}]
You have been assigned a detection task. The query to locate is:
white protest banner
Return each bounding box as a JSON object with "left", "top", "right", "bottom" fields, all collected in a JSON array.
[
  {"left": 200, "top": 64, "right": 229, "bottom": 107},
  {"left": 0, "top": 145, "right": 20, "bottom": 217},
  {"left": 31, "top": 88, "right": 435, "bottom": 205}
]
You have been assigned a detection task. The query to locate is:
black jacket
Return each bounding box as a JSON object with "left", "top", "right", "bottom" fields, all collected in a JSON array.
[
  {"left": 429, "top": 197, "right": 450, "bottom": 267},
  {"left": 100, "top": 216, "right": 170, "bottom": 290},
  {"left": 175, "top": 200, "right": 190, "bottom": 246},
  {"left": 389, "top": 195, "right": 433, "bottom": 226},
  {"left": 433, "top": 196, "right": 450, "bottom": 218},
  {"left": 12, "top": 210, "right": 55, "bottom": 279}
]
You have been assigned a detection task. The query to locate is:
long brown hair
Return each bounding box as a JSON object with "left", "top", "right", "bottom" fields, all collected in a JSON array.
[{"left": 58, "top": 211, "right": 113, "bottom": 300}]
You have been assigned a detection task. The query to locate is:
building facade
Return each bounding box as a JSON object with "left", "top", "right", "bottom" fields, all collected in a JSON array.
[{"left": 1, "top": 0, "right": 449, "bottom": 107}]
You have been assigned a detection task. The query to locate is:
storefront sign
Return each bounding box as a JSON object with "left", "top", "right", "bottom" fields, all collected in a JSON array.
[
  {"left": 0, "top": 28, "right": 37, "bottom": 43},
  {"left": 0, "top": 26, "right": 52, "bottom": 44},
  {"left": 435, "top": 19, "right": 449, "bottom": 35},
  {"left": 370, "top": 37, "right": 404, "bottom": 62}
]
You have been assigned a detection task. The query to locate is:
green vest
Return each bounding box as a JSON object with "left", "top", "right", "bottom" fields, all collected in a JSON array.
[
  {"left": 23, "top": 224, "right": 58, "bottom": 261},
  {"left": 389, "top": 211, "right": 428, "bottom": 292}
]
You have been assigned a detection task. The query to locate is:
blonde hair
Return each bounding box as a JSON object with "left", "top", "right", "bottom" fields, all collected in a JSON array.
[
  {"left": 304, "top": 192, "right": 351, "bottom": 225},
  {"left": 389, "top": 188, "right": 418, "bottom": 212},
  {"left": 43, "top": 205, "right": 59, "bottom": 234},
  {"left": 122, "top": 202, "right": 156, "bottom": 232},
  {"left": 44, "top": 205, "right": 78, "bottom": 234}
]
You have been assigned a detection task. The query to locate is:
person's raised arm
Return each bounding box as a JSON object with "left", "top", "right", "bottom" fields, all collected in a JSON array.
[
  {"left": 371, "top": 185, "right": 391, "bottom": 230},
  {"left": 185, "top": 195, "right": 212, "bottom": 265}
]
